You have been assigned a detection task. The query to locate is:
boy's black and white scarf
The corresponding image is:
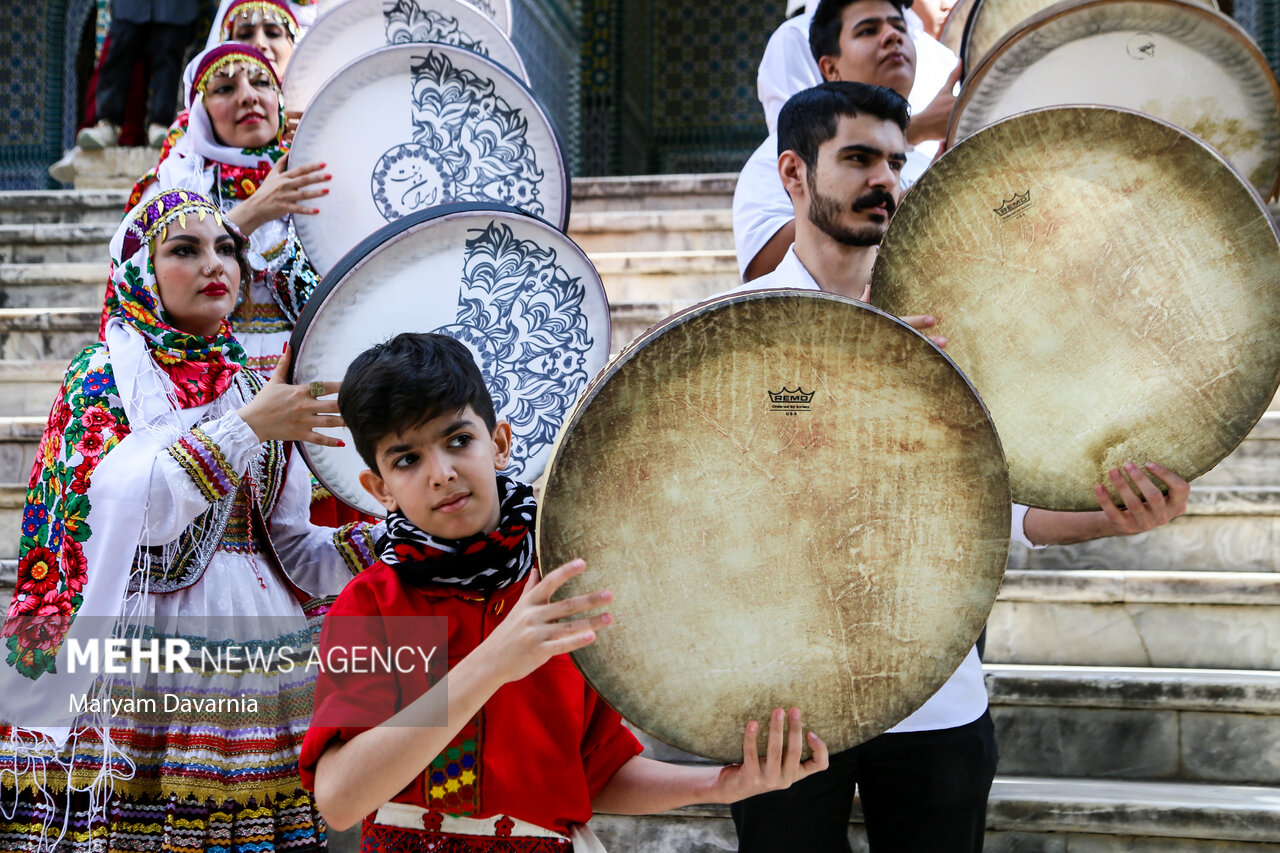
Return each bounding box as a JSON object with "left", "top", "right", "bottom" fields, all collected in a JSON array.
[{"left": 377, "top": 476, "right": 537, "bottom": 593}]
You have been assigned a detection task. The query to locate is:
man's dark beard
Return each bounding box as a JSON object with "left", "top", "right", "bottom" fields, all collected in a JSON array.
[{"left": 806, "top": 175, "right": 895, "bottom": 247}]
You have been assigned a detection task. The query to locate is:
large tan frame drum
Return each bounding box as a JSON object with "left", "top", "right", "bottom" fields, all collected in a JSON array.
[
  {"left": 950, "top": 0, "right": 1280, "bottom": 201},
  {"left": 960, "top": 0, "right": 1218, "bottom": 70},
  {"left": 538, "top": 291, "right": 1012, "bottom": 762},
  {"left": 871, "top": 106, "right": 1280, "bottom": 511}
]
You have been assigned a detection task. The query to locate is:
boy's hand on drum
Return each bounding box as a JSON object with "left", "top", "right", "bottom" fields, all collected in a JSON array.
[
  {"left": 713, "top": 708, "right": 829, "bottom": 803},
  {"left": 475, "top": 559, "right": 613, "bottom": 686},
  {"left": 226, "top": 153, "right": 330, "bottom": 235},
  {"left": 238, "top": 344, "right": 345, "bottom": 446}
]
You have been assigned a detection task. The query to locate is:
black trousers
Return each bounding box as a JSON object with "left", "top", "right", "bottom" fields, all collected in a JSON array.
[
  {"left": 731, "top": 711, "right": 998, "bottom": 853},
  {"left": 95, "top": 18, "right": 191, "bottom": 126}
]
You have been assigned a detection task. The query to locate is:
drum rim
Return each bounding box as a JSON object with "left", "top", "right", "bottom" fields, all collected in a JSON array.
[
  {"left": 938, "top": 0, "right": 979, "bottom": 54},
  {"left": 960, "top": 0, "right": 1220, "bottom": 77},
  {"left": 290, "top": 41, "right": 572, "bottom": 273},
  {"left": 289, "top": 200, "right": 610, "bottom": 509},
  {"left": 949, "top": 0, "right": 1280, "bottom": 201},
  {"left": 877, "top": 103, "right": 1280, "bottom": 509},
  {"left": 281, "top": 0, "right": 529, "bottom": 109},
  {"left": 536, "top": 288, "right": 1012, "bottom": 759},
  {"left": 462, "top": 0, "right": 513, "bottom": 35}
]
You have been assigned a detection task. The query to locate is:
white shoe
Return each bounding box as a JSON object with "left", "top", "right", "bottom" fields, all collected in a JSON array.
[
  {"left": 77, "top": 120, "right": 118, "bottom": 150},
  {"left": 48, "top": 148, "right": 78, "bottom": 183},
  {"left": 147, "top": 122, "right": 168, "bottom": 149}
]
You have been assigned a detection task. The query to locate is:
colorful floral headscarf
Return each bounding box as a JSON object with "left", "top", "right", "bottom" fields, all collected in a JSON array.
[
  {"left": 111, "top": 189, "right": 248, "bottom": 407},
  {"left": 5, "top": 189, "right": 246, "bottom": 680}
]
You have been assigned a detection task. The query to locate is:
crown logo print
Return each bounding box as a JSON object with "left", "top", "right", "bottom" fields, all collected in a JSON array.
[
  {"left": 769, "top": 387, "right": 816, "bottom": 414},
  {"left": 994, "top": 190, "right": 1032, "bottom": 220}
]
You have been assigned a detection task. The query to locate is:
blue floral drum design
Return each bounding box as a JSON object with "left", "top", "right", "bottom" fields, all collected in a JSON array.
[
  {"left": 289, "top": 205, "right": 609, "bottom": 518},
  {"left": 290, "top": 43, "right": 562, "bottom": 275}
]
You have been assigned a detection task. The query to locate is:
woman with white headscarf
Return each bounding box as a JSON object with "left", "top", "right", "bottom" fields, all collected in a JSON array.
[{"left": 113, "top": 43, "right": 328, "bottom": 383}]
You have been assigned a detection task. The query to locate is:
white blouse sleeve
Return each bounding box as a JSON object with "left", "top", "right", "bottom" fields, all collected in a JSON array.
[
  {"left": 138, "top": 409, "right": 263, "bottom": 545},
  {"left": 1010, "top": 503, "right": 1045, "bottom": 550},
  {"left": 266, "top": 449, "right": 383, "bottom": 598}
]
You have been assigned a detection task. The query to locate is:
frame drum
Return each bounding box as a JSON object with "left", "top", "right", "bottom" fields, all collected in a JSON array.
[
  {"left": 961, "top": 0, "right": 1218, "bottom": 70},
  {"left": 290, "top": 203, "right": 610, "bottom": 517},
  {"left": 951, "top": 0, "right": 1280, "bottom": 201},
  {"left": 538, "top": 291, "right": 1012, "bottom": 762},
  {"left": 283, "top": 0, "right": 527, "bottom": 112},
  {"left": 291, "top": 43, "right": 568, "bottom": 276},
  {"left": 871, "top": 106, "right": 1280, "bottom": 511},
  {"left": 314, "top": 0, "right": 511, "bottom": 34}
]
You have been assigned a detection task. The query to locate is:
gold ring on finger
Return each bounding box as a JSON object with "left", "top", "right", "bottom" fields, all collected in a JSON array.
[{"left": 309, "top": 380, "right": 326, "bottom": 398}]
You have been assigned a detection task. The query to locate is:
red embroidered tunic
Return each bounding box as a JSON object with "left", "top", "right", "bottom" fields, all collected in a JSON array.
[{"left": 299, "top": 560, "right": 643, "bottom": 837}]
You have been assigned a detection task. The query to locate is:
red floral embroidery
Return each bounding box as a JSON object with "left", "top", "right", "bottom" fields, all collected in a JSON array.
[
  {"left": 75, "top": 432, "right": 106, "bottom": 458},
  {"left": 80, "top": 406, "right": 116, "bottom": 431},
  {"left": 61, "top": 539, "right": 87, "bottom": 593},
  {"left": 69, "top": 466, "right": 92, "bottom": 495},
  {"left": 8, "top": 590, "right": 75, "bottom": 652},
  {"left": 16, "top": 548, "right": 59, "bottom": 597}
]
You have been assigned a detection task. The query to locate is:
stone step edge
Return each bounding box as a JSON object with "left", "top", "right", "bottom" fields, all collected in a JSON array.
[
  {"left": 630, "top": 776, "right": 1280, "bottom": 843},
  {"left": 0, "top": 253, "right": 738, "bottom": 283},
  {"left": 999, "top": 569, "right": 1280, "bottom": 605},
  {"left": 0, "top": 262, "right": 106, "bottom": 285},
  {"left": 0, "top": 190, "right": 127, "bottom": 210},
  {"left": 0, "top": 223, "right": 116, "bottom": 243},
  {"left": 0, "top": 213, "right": 736, "bottom": 237},
  {"left": 0, "top": 175, "right": 740, "bottom": 206},
  {"left": 984, "top": 664, "right": 1280, "bottom": 713}
]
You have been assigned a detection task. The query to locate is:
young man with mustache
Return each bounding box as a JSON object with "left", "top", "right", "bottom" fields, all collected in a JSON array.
[{"left": 736, "top": 0, "right": 961, "bottom": 282}]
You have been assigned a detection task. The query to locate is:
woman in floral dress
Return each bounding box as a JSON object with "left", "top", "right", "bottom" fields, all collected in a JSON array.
[{"left": 0, "top": 188, "right": 376, "bottom": 853}]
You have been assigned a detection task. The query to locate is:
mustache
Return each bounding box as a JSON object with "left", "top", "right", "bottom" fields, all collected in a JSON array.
[{"left": 853, "top": 189, "right": 896, "bottom": 216}]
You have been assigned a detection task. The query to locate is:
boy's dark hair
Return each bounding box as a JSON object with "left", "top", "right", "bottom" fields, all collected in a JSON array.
[
  {"left": 777, "top": 81, "right": 911, "bottom": 168},
  {"left": 809, "top": 0, "right": 913, "bottom": 64},
  {"left": 339, "top": 332, "right": 497, "bottom": 473}
]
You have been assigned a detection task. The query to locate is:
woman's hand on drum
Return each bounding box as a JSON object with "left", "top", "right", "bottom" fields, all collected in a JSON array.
[
  {"left": 226, "top": 153, "right": 330, "bottom": 235},
  {"left": 473, "top": 558, "right": 613, "bottom": 686},
  {"left": 238, "top": 344, "right": 345, "bottom": 446},
  {"left": 713, "top": 708, "right": 830, "bottom": 803}
]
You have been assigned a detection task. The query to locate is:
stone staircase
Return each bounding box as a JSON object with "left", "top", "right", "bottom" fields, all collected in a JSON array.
[{"left": 2, "top": 179, "right": 1279, "bottom": 851}]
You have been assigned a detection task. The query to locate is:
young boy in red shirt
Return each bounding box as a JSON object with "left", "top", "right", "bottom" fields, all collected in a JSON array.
[{"left": 299, "top": 332, "right": 830, "bottom": 851}]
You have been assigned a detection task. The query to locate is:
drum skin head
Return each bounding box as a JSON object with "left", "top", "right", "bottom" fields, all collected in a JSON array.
[
  {"left": 290, "top": 203, "right": 610, "bottom": 517},
  {"left": 292, "top": 43, "right": 567, "bottom": 276},
  {"left": 952, "top": 0, "right": 1280, "bottom": 200},
  {"left": 962, "top": 0, "right": 1217, "bottom": 70},
  {"left": 283, "top": 0, "right": 528, "bottom": 112},
  {"left": 539, "top": 291, "right": 1011, "bottom": 762},
  {"left": 872, "top": 106, "right": 1280, "bottom": 511}
]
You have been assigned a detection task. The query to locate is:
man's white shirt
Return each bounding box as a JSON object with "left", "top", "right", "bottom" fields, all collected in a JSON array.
[{"left": 725, "top": 246, "right": 1042, "bottom": 733}]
